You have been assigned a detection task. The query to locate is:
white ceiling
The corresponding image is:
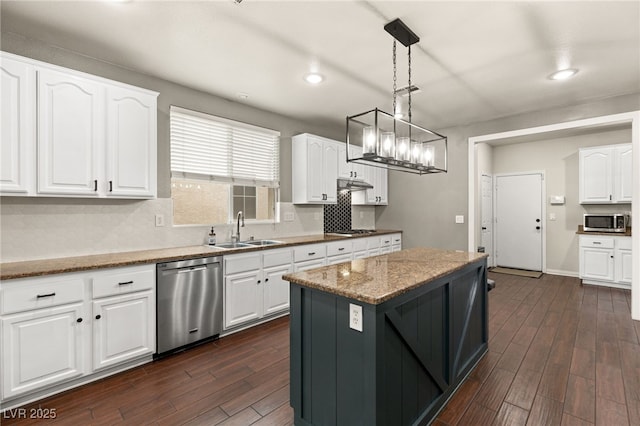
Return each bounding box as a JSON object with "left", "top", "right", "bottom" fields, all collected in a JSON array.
[{"left": 2, "top": 1, "right": 639, "bottom": 131}]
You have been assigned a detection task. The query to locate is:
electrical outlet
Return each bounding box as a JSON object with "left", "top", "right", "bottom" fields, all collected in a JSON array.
[
  {"left": 455, "top": 215, "right": 465, "bottom": 224},
  {"left": 349, "top": 303, "right": 363, "bottom": 332},
  {"left": 549, "top": 213, "right": 557, "bottom": 221},
  {"left": 284, "top": 212, "right": 295, "bottom": 222},
  {"left": 155, "top": 214, "right": 165, "bottom": 227}
]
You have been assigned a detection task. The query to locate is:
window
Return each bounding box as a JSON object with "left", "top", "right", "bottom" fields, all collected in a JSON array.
[{"left": 170, "top": 106, "right": 280, "bottom": 225}]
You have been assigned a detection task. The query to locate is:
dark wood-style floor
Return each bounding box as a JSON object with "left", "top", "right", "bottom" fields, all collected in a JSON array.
[{"left": 3, "top": 272, "right": 639, "bottom": 425}]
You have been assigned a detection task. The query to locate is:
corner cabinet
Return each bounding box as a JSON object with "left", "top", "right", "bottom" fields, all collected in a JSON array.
[
  {"left": 579, "top": 235, "right": 632, "bottom": 289},
  {"left": 292, "top": 133, "right": 338, "bottom": 204},
  {"left": 579, "top": 144, "right": 632, "bottom": 204},
  {"left": 0, "top": 51, "right": 158, "bottom": 199},
  {"left": 0, "top": 264, "right": 155, "bottom": 408}
]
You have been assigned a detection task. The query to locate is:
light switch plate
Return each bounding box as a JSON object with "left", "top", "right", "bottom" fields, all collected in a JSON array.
[
  {"left": 349, "top": 303, "right": 363, "bottom": 332},
  {"left": 455, "top": 215, "right": 465, "bottom": 224},
  {"left": 155, "top": 214, "right": 165, "bottom": 227},
  {"left": 284, "top": 212, "right": 295, "bottom": 222}
]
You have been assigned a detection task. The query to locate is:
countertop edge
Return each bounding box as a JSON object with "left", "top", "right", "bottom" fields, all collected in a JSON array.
[{"left": 0, "top": 230, "right": 402, "bottom": 281}]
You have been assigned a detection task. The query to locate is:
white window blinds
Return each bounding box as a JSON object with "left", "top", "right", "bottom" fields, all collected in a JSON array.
[{"left": 170, "top": 106, "right": 280, "bottom": 187}]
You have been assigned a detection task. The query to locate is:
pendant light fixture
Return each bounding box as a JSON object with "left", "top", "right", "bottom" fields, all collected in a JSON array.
[{"left": 346, "top": 19, "right": 447, "bottom": 175}]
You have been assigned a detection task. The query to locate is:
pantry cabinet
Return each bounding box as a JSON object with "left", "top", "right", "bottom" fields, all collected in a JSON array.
[
  {"left": 0, "top": 51, "right": 158, "bottom": 198},
  {"left": 0, "top": 264, "right": 155, "bottom": 405},
  {"left": 579, "top": 144, "right": 632, "bottom": 204},
  {"left": 292, "top": 133, "right": 339, "bottom": 204},
  {"left": 0, "top": 56, "right": 35, "bottom": 194}
]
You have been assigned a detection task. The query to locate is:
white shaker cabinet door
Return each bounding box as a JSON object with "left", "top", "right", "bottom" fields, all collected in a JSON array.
[
  {"left": 263, "top": 264, "right": 292, "bottom": 316},
  {"left": 615, "top": 144, "right": 633, "bottom": 203},
  {"left": 106, "top": 87, "right": 157, "bottom": 198},
  {"left": 37, "top": 68, "right": 103, "bottom": 196},
  {"left": 1, "top": 303, "right": 86, "bottom": 398},
  {"left": 224, "top": 270, "right": 262, "bottom": 329},
  {"left": 92, "top": 290, "right": 155, "bottom": 371},
  {"left": 0, "top": 56, "right": 35, "bottom": 195}
]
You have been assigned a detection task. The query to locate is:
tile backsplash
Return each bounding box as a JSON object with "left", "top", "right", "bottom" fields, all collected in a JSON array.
[
  {"left": 323, "top": 191, "right": 352, "bottom": 232},
  {"left": 0, "top": 197, "right": 376, "bottom": 262}
]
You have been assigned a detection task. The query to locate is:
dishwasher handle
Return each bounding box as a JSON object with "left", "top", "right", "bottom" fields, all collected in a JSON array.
[{"left": 177, "top": 266, "right": 207, "bottom": 273}]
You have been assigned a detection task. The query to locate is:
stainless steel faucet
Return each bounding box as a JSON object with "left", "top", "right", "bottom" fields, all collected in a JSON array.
[{"left": 234, "top": 211, "right": 244, "bottom": 242}]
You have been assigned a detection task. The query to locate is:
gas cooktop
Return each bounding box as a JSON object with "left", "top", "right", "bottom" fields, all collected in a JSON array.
[{"left": 326, "top": 229, "right": 377, "bottom": 237}]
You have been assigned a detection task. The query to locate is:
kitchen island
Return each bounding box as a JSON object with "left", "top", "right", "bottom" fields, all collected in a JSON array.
[{"left": 283, "top": 247, "right": 488, "bottom": 426}]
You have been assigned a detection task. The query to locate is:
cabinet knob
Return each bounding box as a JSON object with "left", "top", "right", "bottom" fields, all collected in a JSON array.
[
  {"left": 95, "top": 315, "right": 101, "bottom": 320},
  {"left": 610, "top": 256, "right": 614, "bottom": 259},
  {"left": 536, "top": 219, "right": 541, "bottom": 223},
  {"left": 77, "top": 318, "right": 83, "bottom": 323},
  {"left": 257, "top": 280, "right": 261, "bottom": 284},
  {"left": 536, "top": 226, "right": 541, "bottom": 230},
  {"left": 265, "top": 278, "right": 269, "bottom": 282}
]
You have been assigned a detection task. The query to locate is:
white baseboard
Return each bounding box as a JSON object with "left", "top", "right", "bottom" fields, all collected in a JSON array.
[{"left": 545, "top": 269, "right": 579, "bottom": 278}]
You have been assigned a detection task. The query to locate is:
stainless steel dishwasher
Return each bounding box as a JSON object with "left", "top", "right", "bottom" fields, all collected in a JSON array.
[{"left": 156, "top": 256, "right": 223, "bottom": 356}]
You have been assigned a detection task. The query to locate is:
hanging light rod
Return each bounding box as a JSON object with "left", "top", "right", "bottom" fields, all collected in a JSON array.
[
  {"left": 346, "top": 18, "right": 448, "bottom": 175},
  {"left": 384, "top": 18, "right": 420, "bottom": 47}
]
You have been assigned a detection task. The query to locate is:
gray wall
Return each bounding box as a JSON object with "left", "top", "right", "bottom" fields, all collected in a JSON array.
[{"left": 376, "top": 93, "right": 640, "bottom": 251}]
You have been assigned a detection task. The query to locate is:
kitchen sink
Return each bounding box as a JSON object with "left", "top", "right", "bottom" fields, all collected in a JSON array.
[
  {"left": 241, "top": 239, "right": 284, "bottom": 246},
  {"left": 213, "top": 242, "right": 253, "bottom": 249}
]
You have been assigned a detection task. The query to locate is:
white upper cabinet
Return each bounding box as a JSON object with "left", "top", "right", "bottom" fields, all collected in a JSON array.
[
  {"left": 292, "top": 133, "right": 339, "bottom": 204},
  {"left": 0, "top": 56, "right": 35, "bottom": 195},
  {"left": 338, "top": 144, "right": 364, "bottom": 180},
  {"left": 579, "top": 143, "right": 632, "bottom": 204},
  {"left": 352, "top": 164, "right": 388, "bottom": 205},
  {"left": 0, "top": 51, "right": 158, "bottom": 199},
  {"left": 106, "top": 86, "right": 157, "bottom": 197},
  {"left": 38, "top": 68, "right": 104, "bottom": 196}
]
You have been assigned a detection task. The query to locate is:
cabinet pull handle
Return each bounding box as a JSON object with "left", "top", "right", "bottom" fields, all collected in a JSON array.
[
  {"left": 109, "top": 181, "right": 113, "bottom": 192},
  {"left": 36, "top": 292, "right": 56, "bottom": 298},
  {"left": 95, "top": 315, "right": 101, "bottom": 320},
  {"left": 94, "top": 179, "right": 98, "bottom": 191},
  {"left": 610, "top": 195, "right": 612, "bottom": 200},
  {"left": 350, "top": 171, "right": 353, "bottom": 177},
  {"left": 189, "top": 328, "right": 199, "bottom": 334},
  {"left": 338, "top": 247, "right": 345, "bottom": 251},
  {"left": 77, "top": 318, "right": 83, "bottom": 323},
  {"left": 308, "top": 252, "right": 316, "bottom": 256},
  {"left": 593, "top": 242, "right": 601, "bottom": 245},
  {"left": 118, "top": 280, "right": 134, "bottom": 285},
  {"left": 354, "top": 172, "right": 357, "bottom": 178}
]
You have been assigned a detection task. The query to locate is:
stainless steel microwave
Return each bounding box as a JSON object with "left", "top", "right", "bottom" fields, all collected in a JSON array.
[{"left": 583, "top": 214, "right": 628, "bottom": 233}]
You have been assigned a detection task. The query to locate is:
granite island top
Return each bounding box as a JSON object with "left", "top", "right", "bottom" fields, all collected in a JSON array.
[
  {"left": 0, "top": 230, "right": 401, "bottom": 281},
  {"left": 283, "top": 247, "right": 488, "bottom": 305}
]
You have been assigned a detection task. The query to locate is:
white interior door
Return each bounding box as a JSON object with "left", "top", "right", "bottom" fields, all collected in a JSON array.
[
  {"left": 495, "top": 173, "right": 543, "bottom": 271},
  {"left": 480, "top": 174, "right": 493, "bottom": 267}
]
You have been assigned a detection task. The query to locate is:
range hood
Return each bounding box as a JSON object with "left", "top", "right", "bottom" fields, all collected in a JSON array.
[{"left": 337, "top": 178, "right": 374, "bottom": 191}]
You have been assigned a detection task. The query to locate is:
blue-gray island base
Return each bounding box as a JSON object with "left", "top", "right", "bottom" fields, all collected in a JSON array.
[{"left": 283, "top": 247, "right": 489, "bottom": 426}]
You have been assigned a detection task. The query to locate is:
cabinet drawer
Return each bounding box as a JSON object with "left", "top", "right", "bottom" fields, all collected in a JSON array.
[
  {"left": 391, "top": 234, "right": 402, "bottom": 245},
  {"left": 294, "top": 244, "right": 326, "bottom": 262},
  {"left": 263, "top": 248, "right": 292, "bottom": 268},
  {"left": 380, "top": 236, "right": 393, "bottom": 247},
  {"left": 580, "top": 236, "right": 614, "bottom": 249},
  {"left": 92, "top": 266, "right": 154, "bottom": 299},
  {"left": 326, "top": 240, "right": 352, "bottom": 257},
  {"left": 225, "top": 253, "right": 261, "bottom": 275},
  {"left": 617, "top": 237, "right": 632, "bottom": 250},
  {"left": 2, "top": 277, "right": 85, "bottom": 315}
]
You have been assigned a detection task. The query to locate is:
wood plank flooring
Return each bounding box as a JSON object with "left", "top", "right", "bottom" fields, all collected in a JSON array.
[{"left": 2, "top": 273, "right": 639, "bottom": 425}]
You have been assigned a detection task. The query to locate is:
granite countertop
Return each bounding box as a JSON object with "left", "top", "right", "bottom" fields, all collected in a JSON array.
[
  {"left": 575, "top": 225, "right": 632, "bottom": 236},
  {"left": 283, "top": 247, "right": 488, "bottom": 305},
  {"left": 0, "top": 230, "right": 401, "bottom": 281}
]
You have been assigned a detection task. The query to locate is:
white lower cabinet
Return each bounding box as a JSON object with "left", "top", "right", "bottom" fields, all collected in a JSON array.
[
  {"left": 92, "top": 290, "right": 154, "bottom": 371},
  {"left": 579, "top": 235, "right": 631, "bottom": 288},
  {"left": 224, "top": 248, "right": 293, "bottom": 330},
  {"left": 0, "top": 264, "right": 155, "bottom": 406},
  {"left": 1, "top": 303, "right": 85, "bottom": 399}
]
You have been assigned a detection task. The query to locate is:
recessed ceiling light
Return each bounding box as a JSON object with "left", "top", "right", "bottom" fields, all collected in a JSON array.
[
  {"left": 548, "top": 68, "right": 578, "bottom": 81},
  {"left": 304, "top": 73, "right": 324, "bottom": 85}
]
